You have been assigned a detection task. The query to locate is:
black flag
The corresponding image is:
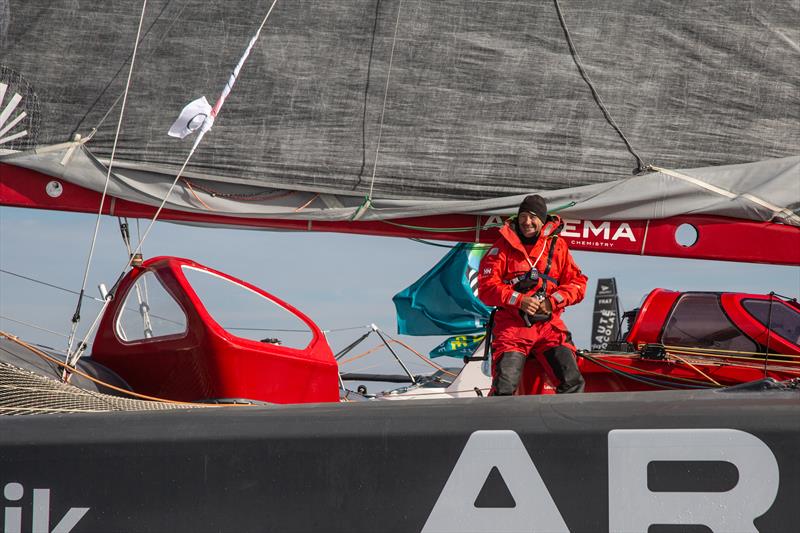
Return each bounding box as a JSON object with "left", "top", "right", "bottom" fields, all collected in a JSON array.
[{"left": 590, "top": 278, "right": 621, "bottom": 351}]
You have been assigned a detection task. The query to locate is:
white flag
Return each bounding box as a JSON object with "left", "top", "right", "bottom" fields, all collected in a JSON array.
[{"left": 168, "top": 96, "right": 213, "bottom": 139}]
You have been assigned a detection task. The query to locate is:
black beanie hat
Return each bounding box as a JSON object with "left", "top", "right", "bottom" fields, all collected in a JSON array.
[{"left": 518, "top": 194, "right": 547, "bottom": 222}]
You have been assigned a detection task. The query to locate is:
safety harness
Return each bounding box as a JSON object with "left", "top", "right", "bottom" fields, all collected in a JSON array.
[{"left": 504, "top": 219, "right": 564, "bottom": 326}]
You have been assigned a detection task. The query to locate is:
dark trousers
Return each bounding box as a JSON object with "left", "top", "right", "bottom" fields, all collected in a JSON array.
[{"left": 491, "top": 346, "right": 584, "bottom": 395}]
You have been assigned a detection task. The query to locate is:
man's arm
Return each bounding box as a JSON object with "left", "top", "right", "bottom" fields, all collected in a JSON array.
[
  {"left": 477, "top": 244, "right": 524, "bottom": 310},
  {"left": 548, "top": 242, "right": 588, "bottom": 312}
]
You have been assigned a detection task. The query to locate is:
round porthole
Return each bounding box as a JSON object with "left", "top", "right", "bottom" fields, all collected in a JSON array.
[
  {"left": 675, "top": 223, "right": 698, "bottom": 247},
  {"left": 45, "top": 180, "right": 63, "bottom": 198}
]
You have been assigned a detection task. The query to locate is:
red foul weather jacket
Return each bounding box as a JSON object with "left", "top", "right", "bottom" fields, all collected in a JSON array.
[{"left": 478, "top": 216, "right": 587, "bottom": 358}]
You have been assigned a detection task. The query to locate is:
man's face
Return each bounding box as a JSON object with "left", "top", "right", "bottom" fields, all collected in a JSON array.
[{"left": 518, "top": 212, "right": 542, "bottom": 238}]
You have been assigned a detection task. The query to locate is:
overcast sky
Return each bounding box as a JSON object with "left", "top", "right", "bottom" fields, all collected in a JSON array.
[{"left": 1, "top": 206, "right": 798, "bottom": 378}]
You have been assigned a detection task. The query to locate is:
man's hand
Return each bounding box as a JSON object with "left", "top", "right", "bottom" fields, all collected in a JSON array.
[{"left": 519, "top": 294, "right": 543, "bottom": 315}]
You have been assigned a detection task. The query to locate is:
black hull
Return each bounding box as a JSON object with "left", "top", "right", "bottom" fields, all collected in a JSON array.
[{"left": 1, "top": 389, "right": 798, "bottom": 532}]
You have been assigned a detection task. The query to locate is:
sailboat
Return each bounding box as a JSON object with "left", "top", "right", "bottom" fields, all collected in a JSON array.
[{"left": 1, "top": 1, "right": 799, "bottom": 530}]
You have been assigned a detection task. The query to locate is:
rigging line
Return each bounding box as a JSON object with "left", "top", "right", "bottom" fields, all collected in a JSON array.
[
  {"left": 335, "top": 331, "right": 373, "bottom": 361},
  {"left": 381, "top": 220, "right": 494, "bottom": 232},
  {"left": 293, "top": 193, "right": 319, "bottom": 213},
  {"left": 409, "top": 238, "right": 492, "bottom": 249},
  {"left": 182, "top": 178, "right": 215, "bottom": 210},
  {"left": 366, "top": 0, "right": 405, "bottom": 203},
  {"left": 764, "top": 292, "right": 775, "bottom": 377},
  {"left": 668, "top": 353, "right": 722, "bottom": 387},
  {"left": 66, "top": 0, "right": 150, "bottom": 363},
  {"left": 79, "top": 0, "right": 187, "bottom": 136},
  {"left": 666, "top": 350, "right": 800, "bottom": 368},
  {"left": 0, "top": 269, "right": 104, "bottom": 302},
  {"left": 379, "top": 329, "right": 455, "bottom": 376},
  {"left": 374, "top": 327, "right": 417, "bottom": 384},
  {"left": 409, "top": 238, "right": 458, "bottom": 248},
  {"left": 67, "top": 1, "right": 283, "bottom": 371},
  {"left": 661, "top": 344, "right": 800, "bottom": 360},
  {"left": 325, "top": 325, "right": 376, "bottom": 333},
  {"left": 66, "top": 151, "right": 210, "bottom": 370},
  {"left": 0, "top": 268, "right": 181, "bottom": 328},
  {"left": 551, "top": 0, "right": 647, "bottom": 174},
  {"left": 579, "top": 352, "right": 715, "bottom": 389},
  {"left": 580, "top": 352, "right": 718, "bottom": 386},
  {"left": 356, "top": 0, "right": 384, "bottom": 187},
  {"left": 0, "top": 316, "right": 70, "bottom": 340},
  {"left": 338, "top": 342, "right": 388, "bottom": 365},
  {"left": 378, "top": 201, "right": 578, "bottom": 234}
]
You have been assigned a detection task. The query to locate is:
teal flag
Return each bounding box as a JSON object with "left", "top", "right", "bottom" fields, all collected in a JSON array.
[
  {"left": 393, "top": 243, "right": 491, "bottom": 337},
  {"left": 429, "top": 334, "right": 486, "bottom": 359}
]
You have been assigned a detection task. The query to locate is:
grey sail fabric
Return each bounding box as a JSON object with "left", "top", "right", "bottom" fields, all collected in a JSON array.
[{"left": 1, "top": 1, "right": 798, "bottom": 212}]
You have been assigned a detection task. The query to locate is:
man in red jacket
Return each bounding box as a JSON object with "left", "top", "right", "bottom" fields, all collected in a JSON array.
[{"left": 478, "top": 194, "right": 587, "bottom": 395}]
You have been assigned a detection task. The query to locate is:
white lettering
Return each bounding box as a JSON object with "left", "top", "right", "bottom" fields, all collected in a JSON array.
[
  {"left": 561, "top": 219, "right": 581, "bottom": 238},
  {"left": 608, "top": 429, "right": 779, "bottom": 533},
  {"left": 4, "top": 482, "right": 22, "bottom": 533},
  {"left": 611, "top": 223, "right": 636, "bottom": 242},
  {"left": 583, "top": 220, "right": 610, "bottom": 240},
  {"left": 3, "top": 484, "right": 88, "bottom": 533},
  {"left": 423, "top": 430, "right": 568, "bottom": 533},
  {"left": 483, "top": 215, "right": 504, "bottom": 229}
]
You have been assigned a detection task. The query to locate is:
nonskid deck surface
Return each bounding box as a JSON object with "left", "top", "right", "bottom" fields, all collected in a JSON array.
[{"left": 0, "top": 360, "right": 205, "bottom": 415}]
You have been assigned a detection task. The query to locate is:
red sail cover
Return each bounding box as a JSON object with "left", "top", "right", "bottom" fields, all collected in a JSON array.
[{"left": 1, "top": 163, "right": 798, "bottom": 265}]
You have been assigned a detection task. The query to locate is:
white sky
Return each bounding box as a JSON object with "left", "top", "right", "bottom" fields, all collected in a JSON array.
[{"left": 1, "top": 206, "right": 798, "bottom": 379}]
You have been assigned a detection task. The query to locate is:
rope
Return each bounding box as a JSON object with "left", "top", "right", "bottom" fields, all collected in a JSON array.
[
  {"left": 337, "top": 336, "right": 457, "bottom": 378},
  {"left": 661, "top": 344, "right": 800, "bottom": 361},
  {"left": 378, "top": 330, "right": 457, "bottom": 377},
  {"left": 179, "top": 178, "right": 295, "bottom": 202},
  {"left": 65, "top": 0, "right": 150, "bottom": 362},
  {"left": 668, "top": 351, "right": 800, "bottom": 371},
  {"left": 580, "top": 352, "right": 717, "bottom": 389},
  {"left": 552, "top": 0, "right": 647, "bottom": 174},
  {"left": 665, "top": 352, "right": 800, "bottom": 378},
  {"left": 183, "top": 178, "right": 215, "bottom": 210},
  {"left": 293, "top": 193, "right": 319, "bottom": 213},
  {"left": 581, "top": 352, "right": 719, "bottom": 386},
  {"left": 365, "top": 0, "right": 405, "bottom": 207},
  {"left": 668, "top": 353, "right": 722, "bottom": 386},
  {"left": 338, "top": 343, "right": 388, "bottom": 365}
]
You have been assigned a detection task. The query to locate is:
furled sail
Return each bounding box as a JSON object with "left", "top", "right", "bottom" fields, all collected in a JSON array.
[{"left": 1, "top": 1, "right": 798, "bottom": 262}]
